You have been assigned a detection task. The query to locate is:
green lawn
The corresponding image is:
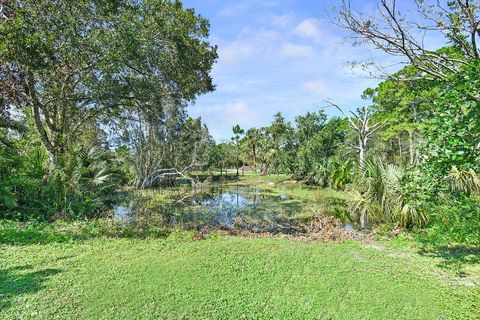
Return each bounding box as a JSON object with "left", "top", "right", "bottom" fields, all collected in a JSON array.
[{"left": 1, "top": 234, "right": 478, "bottom": 319}]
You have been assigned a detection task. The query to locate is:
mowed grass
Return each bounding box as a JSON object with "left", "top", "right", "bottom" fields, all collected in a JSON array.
[{"left": 1, "top": 234, "right": 478, "bottom": 319}]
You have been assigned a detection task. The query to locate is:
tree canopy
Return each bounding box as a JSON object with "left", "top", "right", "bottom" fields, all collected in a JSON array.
[{"left": 0, "top": 0, "right": 217, "bottom": 165}]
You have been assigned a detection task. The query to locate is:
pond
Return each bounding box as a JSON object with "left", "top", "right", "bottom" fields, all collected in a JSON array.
[{"left": 114, "top": 184, "right": 314, "bottom": 233}]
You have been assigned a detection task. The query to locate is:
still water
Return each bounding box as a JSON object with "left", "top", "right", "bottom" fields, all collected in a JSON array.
[{"left": 114, "top": 184, "right": 309, "bottom": 232}]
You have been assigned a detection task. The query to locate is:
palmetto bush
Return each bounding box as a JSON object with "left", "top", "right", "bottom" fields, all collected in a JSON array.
[
  {"left": 347, "top": 159, "right": 428, "bottom": 228},
  {"left": 51, "top": 147, "right": 121, "bottom": 219},
  {"left": 298, "top": 156, "right": 355, "bottom": 189},
  {"left": 447, "top": 166, "right": 480, "bottom": 195},
  {"left": 0, "top": 147, "right": 50, "bottom": 220},
  {"left": 0, "top": 145, "right": 120, "bottom": 221},
  {"left": 326, "top": 157, "right": 355, "bottom": 190}
]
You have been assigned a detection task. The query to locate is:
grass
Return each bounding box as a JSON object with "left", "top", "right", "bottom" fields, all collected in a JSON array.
[
  {"left": 1, "top": 174, "right": 478, "bottom": 319},
  {"left": 1, "top": 229, "right": 479, "bottom": 319},
  {"left": 228, "top": 172, "right": 349, "bottom": 201}
]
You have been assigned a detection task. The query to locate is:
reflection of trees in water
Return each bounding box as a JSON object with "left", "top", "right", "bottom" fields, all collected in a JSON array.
[{"left": 118, "top": 185, "right": 308, "bottom": 231}]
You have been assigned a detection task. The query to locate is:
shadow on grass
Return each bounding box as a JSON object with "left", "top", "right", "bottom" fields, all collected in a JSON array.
[
  {"left": 0, "top": 220, "right": 171, "bottom": 246},
  {"left": 0, "top": 265, "right": 61, "bottom": 311},
  {"left": 419, "top": 245, "right": 480, "bottom": 272},
  {"left": 0, "top": 224, "right": 82, "bottom": 246}
]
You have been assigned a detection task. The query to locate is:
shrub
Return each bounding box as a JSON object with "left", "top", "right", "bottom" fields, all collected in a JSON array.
[{"left": 346, "top": 159, "right": 428, "bottom": 228}]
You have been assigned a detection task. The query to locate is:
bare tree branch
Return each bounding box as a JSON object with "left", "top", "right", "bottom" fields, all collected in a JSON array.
[{"left": 335, "top": 0, "right": 480, "bottom": 80}]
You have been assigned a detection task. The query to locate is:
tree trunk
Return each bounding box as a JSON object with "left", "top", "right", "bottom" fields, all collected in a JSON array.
[
  {"left": 359, "top": 135, "right": 367, "bottom": 173},
  {"left": 252, "top": 145, "right": 257, "bottom": 171},
  {"left": 236, "top": 147, "right": 239, "bottom": 177},
  {"left": 398, "top": 136, "right": 403, "bottom": 161},
  {"left": 408, "top": 131, "right": 415, "bottom": 165},
  {"left": 360, "top": 208, "right": 368, "bottom": 229},
  {"left": 27, "top": 73, "right": 59, "bottom": 168}
]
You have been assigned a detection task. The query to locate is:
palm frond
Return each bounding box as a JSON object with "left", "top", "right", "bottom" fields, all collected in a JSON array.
[
  {"left": 348, "top": 158, "right": 427, "bottom": 228},
  {"left": 448, "top": 166, "right": 480, "bottom": 194}
]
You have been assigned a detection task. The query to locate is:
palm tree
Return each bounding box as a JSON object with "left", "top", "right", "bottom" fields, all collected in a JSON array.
[
  {"left": 448, "top": 166, "right": 480, "bottom": 195},
  {"left": 231, "top": 125, "right": 244, "bottom": 176},
  {"left": 245, "top": 128, "right": 261, "bottom": 171}
]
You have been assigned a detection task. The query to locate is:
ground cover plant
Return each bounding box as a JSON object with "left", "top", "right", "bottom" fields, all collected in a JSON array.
[{"left": 0, "top": 232, "right": 479, "bottom": 320}]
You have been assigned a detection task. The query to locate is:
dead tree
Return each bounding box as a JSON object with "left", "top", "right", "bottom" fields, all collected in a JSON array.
[
  {"left": 327, "top": 102, "right": 384, "bottom": 173},
  {"left": 155, "top": 163, "right": 200, "bottom": 188}
]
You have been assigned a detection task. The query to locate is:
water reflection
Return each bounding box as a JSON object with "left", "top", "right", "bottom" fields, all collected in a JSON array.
[{"left": 114, "top": 185, "right": 306, "bottom": 232}]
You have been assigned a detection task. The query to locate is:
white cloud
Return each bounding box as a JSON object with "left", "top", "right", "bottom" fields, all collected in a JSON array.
[
  {"left": 190, "top": 101, "right": 261, "bottom": 139},
  {"left": 218, "top": 3, "right": 249, "bottom": 17},
  {"left": 218, "top": 42, "right": 256, "bottom": 65},
  {"left": 279, "top": 43, "right": 314, "bottom": 58},
  {"left": 218, "top": 1, "right": 280, "bottom": 18},
  {"left": 225, "top": 102, "right": 258, "bottom": 125},
  {"left": 216, "top": 28, "right": 281, "bottom": 66},
  {"left": 184, "top": 1, "right": 400, "bottom": 140},
  {"left": 295, "top": 19, "right": 322, "bottom": 42}
]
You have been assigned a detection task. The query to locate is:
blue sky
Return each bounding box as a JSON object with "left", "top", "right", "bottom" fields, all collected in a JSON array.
[{"left": 181, "top": 0, "right": 420, "bottom": 141}]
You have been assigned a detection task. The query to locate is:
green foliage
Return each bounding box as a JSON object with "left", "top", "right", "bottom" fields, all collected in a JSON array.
[
  {"left": 176, "top": 117, "right": 214, "bottom": 170},
  {"left": 0, "top": 143, "right": 121, "bottom": 220},
  {"left": 420, "top": 62, "right": 480, "bottom": 181},
  {"left": 420, "top": 196, "right": 480, "bottom": 246},
  {"left": 231, "top": 124, "right": 245, "bottom": 175},
  {"left": 206, "top": 142, "right": 235, "bottom": 173},
  {"left": 51, "top": 146, "right": 121, "bottom": 218},
  {"left": 237, "top": 111, "right": 350, "bottom": 181},
  {"left": 447, "top": 166, "right": 480, "bottom": 195},
  {"left": 1, "top": 0, "right": 217, "bottom": 195},
  {"left": 347, "top": 159, "right": 428, "bottom": 227},
  {"left": 358, "top": 59, "right": 480, "bottom": 241},
  {"left": 296, "top": 117, "right": 350, "bottom": 185},
  {"left": 267, "top": 113, "right": 296, "bottom": 173},
  {"left": 114, "top": 146, "right": 136, "bottom": 185},
  {"left": 325, "top": 156, "right": 356, "bottom": 190},
  {"left": 295, "top": 111, "right": 327, "bottom": 145},
  {"left": 0, "top": 145, "right": 49, "bottom": 220},
  {"left": 367, "top": 65, "right": 436, "bottom": 165},
  {"left": 0, "top": 0, "right": 478, "bottom": 248},
  {"left": 396, "top": 62, "right": 480, "bottom": 243}
]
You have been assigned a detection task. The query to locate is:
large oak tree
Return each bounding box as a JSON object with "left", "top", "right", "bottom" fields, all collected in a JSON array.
[{"left": 0, "top": 0, "right": 217, "bottom": 166}]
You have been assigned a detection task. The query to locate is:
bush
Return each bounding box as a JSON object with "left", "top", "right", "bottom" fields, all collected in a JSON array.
[
  {"left": 420, "top": 196, "right": 480, "bottom": 246},
  {"left": 347, "top": 159, "right": 428, "bottom": 228},
  {"left": 0, "top": 145, "right": 123, "bottom": 221}
]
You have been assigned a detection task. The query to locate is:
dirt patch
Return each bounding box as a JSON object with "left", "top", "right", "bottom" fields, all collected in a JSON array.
[
  {"left": 305, "top": 215, "right": 368, "bottom": 242},
  {"left": 194, "top": 214, "right": 370, "bottom": 243},
  {"left": 452, "top": 277, "right": 477, "bottom": 287},
  {"left": 364, "top": 244, "right": 385, "bottom": 251}
]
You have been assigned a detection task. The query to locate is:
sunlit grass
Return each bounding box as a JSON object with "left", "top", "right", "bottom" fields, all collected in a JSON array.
[{"left": 0, "top": 234, "right": 478, "bottom": 319}]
